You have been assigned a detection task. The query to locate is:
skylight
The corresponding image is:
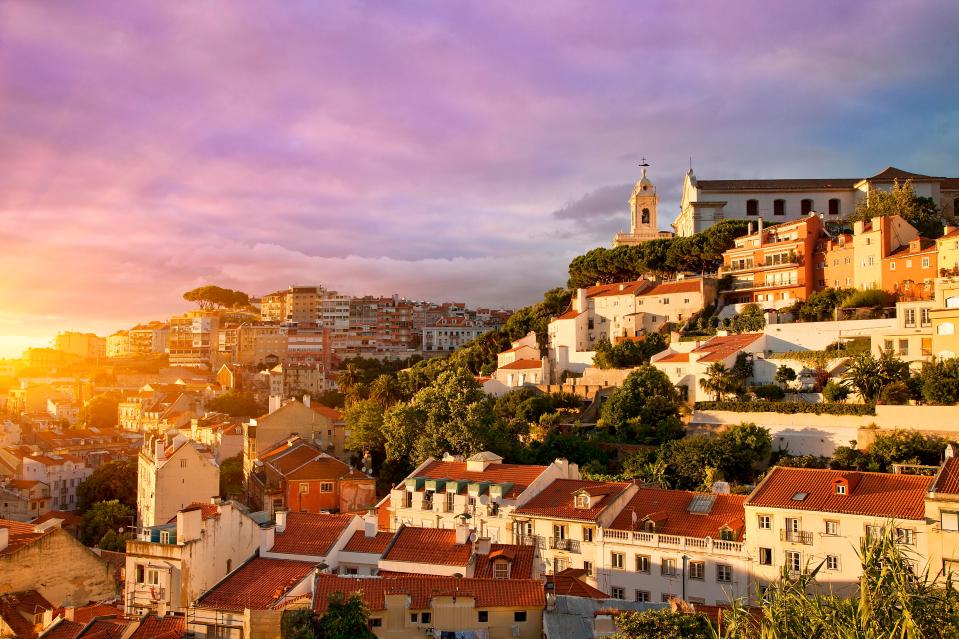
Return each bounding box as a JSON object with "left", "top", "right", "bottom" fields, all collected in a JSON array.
[
  {"left": 687, "top": 494, "right": 716, "bottom": 514},
  {"left": 791, "top": 492, "right": 808, "bottom": 501}
]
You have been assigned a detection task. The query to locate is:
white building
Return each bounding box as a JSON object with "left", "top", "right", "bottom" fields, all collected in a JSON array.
[
  {"left": 674, "top": 166, "right": 959, "bottom": 237},
  {"left": 421, "top": 317, "right": 495, "bottom": 354},
  {"left": 20, "top": 453, "right": 90, "bottom": 511},
  {"left": 651, "top": 333, "right": 767, "bottom": 403},
  {"left": 137, "top": 435, "right": 219, "bottom": 528}
]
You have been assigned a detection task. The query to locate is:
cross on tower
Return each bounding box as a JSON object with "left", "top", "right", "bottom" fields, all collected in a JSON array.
[{"left": 639, "top": 157, "right": 650, "bottom": 168}]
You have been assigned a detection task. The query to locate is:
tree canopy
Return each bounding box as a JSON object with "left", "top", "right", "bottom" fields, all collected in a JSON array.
[
  {"left": 79, "top": 499, "right": 134, "bottom": 548},
  {"left": 206, "top": 391, "right": 264, "bottom": 417},
  {"left": 593, "top": 333, "right": 669, "bottom": 369},
  {"left": 849, "top": 178, "right": 945, "bottom": 238},
  {"left": 79, "top": 393, "right": 120, "bottom": 429},
  {"left": 599, "top": 365, "right": 684, "bottom": 444},
  {"left": 183, "top": 285, "right": 251, "bottom": 310},
  {"left": 77, "top": 458, "right": 136, "bottom": 511}
]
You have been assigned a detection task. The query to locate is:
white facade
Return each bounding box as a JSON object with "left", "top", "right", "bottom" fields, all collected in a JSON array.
[
  {"left": 137, "top": 436, "right": 220, "bottom": 528},
  {"left": 20, "top": 455, "right": 91, "bottom": 511}
]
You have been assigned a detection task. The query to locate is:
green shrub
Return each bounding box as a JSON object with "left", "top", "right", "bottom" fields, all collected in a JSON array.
[
  {"left": 822, "top": 380, "right": 850, "bottom": 403},
  {"left": 694, "top": 400, "right": 875, "bottom": 416},
  {"left": 879, "top": 381, "right": 911, "bottom": 405},
  {"left": 840, "top": 288, "right": 894, "bottom": 308},
  {"left": 753, "top": 384, "right": 786, "bottom": 401}
]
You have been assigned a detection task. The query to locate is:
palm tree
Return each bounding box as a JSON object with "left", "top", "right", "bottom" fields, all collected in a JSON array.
[
  {"left": 336, "top": 363, "right": 361, "bottom": 394},
  {"left": 368, "top": 374, "right": 403, "bottom": 408},
  {"left": 701, "top": 362, "right": 732, "bottom": 401}
]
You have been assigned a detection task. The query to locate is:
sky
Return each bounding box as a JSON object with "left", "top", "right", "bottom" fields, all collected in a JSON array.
[{"left": 1, "top": 0, "right": 958, "bottom": 357}]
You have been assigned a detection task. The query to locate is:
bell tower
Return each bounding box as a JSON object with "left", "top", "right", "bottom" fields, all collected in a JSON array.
[{"left": 629, "top": 165, "right": 658, "bottom": 234}]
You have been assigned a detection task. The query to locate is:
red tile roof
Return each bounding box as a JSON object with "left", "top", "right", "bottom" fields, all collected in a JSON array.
[
  {"left": 196, "top": 558, "right": 316, "bottom": 611},
  {"left": 691, "top": 333, "right": 764, "bottom": 363},
  {"left": 656, "top": 352, "right": 690, "bottom": 363},
  {"left": 931, "top": 456, "right": 959, "bottom": 494},
  {"left": 0, "top": 590, "right": 52, "bottom": 639},
  {"left": 554, "top": 309, "right": 583, "bottom": 321},
  {"left": 383, "top": 527, "right": 472, "bottom": 567},
  {"left": 498, "top": 358, "right": 542, "bottom": 371},
  {"left": 608, "top": 487, "right": 746, "bottom": 540},
  {"left": 259, "top": 439, "right": 358, "bottom": 481},
  {"left": 548, "top": 569, "right": 609, "bottom": 599},
  {"left": 311, "top": 575, "right": 544, "bottom": 612},
  {"left": 167, "top": 502, "right": 219, "bottom": 523},
  {"left": 746, "top": 467, "right": 933, "bottom": 520},
  {"left": 128, "top": 615, "right": 186, "bottom": 639},
  {"left": 8, "top": 479, "right": 44, "bottom": 489},
  {"left": 514, "top": 479, "right": 631, "bottom": 522},
  {"left": 472, "top": 544, "right": 535, "bottom": 579},
  {"left": 342, "top": 530, "right": 393, "bottom": 555},
  {"left": 73, "top": 618, "right": 130, "bottom": 639},
  {"left": 866, "top": 166, "right": 941, "bottom": 181},
  {"left": 270, "top": 512, "right": 354, "bottom": 557},
  {"left": 70, "top": 603, "right": 123, "bottom": 624},
  {"left": 310, "top": 404, "right": 343, "bottom": 421},
  {"left": 641, "top": 279, "right": 701, "bottom": 296},
  {"left": 411, "top": 460, "right": 548, "bottom": 499},
  {"left": 0, "top": 519, "right": 49, "bottom": 556},
  {"left": 40, "top": 619, "right": 85, "bottom": 639},
  {"left": 587, "top": 280, "right": 648, "bottom": 298}
]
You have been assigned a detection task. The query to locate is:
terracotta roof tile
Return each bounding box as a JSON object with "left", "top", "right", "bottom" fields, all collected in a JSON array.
[
  {"left": 548, "top": 569, "right": 609, "bottom": 599},
  {"left": 691, "top": 333, "right": 764, "bottom": 363},
  {"left": 746, "top": 467, "right": 932, "bottom": 519},
  {"left": 514, "top": 479, "right": 631, "bottom": 522},
  {"left": 310, "top": 404, "right": 343, "bottom": 421},
  {"left": 472, "top": 544, "right": 535, "bottom": 579},
  {"left": 0, "top": 590, "right": 53, "bottom": 639},
  {"left": 128, "top": 615, "right": 186, "bottom": 639},
  {"left": 40, "top": 619, "right": 85, "bottom": 639},
  {"left": 656, "top": 352, "right": 690, "bottom": 363},
  {"left": 167, "top": 502, "right": 220, "bottom": 523},
  {"left": 0, "top": 519, "right": 49, "bottom": 556},
  {"left": 383, "top": 527, "right": 472, "bottom": 567},
  {"left": 931, "top": 457, "right": 959, "bottom": 494},
  {"left": 609, "top": 487, "right": 746, "bottom": 540},
  {"left": 311, "top": 575, "right": 544, "bottom": 612},
  {"left": 554, "top": 309, "right": 583, "bottom": 321},
  {"left": 342, "top": 530, "right": 393, "bottom": 554},
  {"left": 588, "top": 280, "right": 649, "bottom": 298},
  {"left": 196, "top": 557, "right": 316, "bottom": 611},
  {"left": 498, "top": 358, "right": 542, "bottom": 371},
  {"left": 74, "top": 619, "right": 130, "bottom": 639},
  {"left": 410, "top": 460, "right": 547, "bottom": 499},
  {"left": 70, "top": 604, "right": 123, "bottom": 624},
  {"left": 270, "top": 512, "right": 354, "bottom": 557},
  {"left": 641, "top": 279, "right": 701, "bottom": 296}
]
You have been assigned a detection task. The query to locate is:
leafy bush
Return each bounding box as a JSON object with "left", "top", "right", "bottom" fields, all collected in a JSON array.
[
  {"left": 822, "top": 380, "right": 849, "bottom": 403},
  {"left": 729, "top": 303, "right": 765, "bottom": 333},
  {"left": 753, "top": 384, "right": 786, "bottom": 400},
  {"left": 920, "top": 358, "right": 959, "bottom": 405},
  {"left": 840, "top": 288, "right": 894, "bottom": 309},
  {"left": 879, "top": 381, "right": 911, "bottom": 405},
  {"left": 694, "top": 400, "right": 875, "bottom": 416},
  {"left": 593, "top": 332, "right": 669, "bottom": 369}
]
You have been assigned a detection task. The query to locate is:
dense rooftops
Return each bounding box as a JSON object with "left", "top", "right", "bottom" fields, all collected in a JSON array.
[
  {"left": 746, "top": 467, "right": 933, "bottom": 520},
  {"left": 195, "top": 557, "right": 316, "bottom": 611},
  {"left": 382, "top": 527, "right": 472, "bottom": 567}
]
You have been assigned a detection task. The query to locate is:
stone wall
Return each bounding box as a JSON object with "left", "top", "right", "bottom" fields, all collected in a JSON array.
[{"left": 0, "top": 528, "right": 117, "bottom": 606}]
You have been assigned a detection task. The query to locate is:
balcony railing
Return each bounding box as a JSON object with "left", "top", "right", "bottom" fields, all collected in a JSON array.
[
  {"left": 601, "top": 529, "right": 743, "bottom": 555},
  {"left": 549, "top": 538, "right": 581, "bottom": 554},
  {"left": 514, "top": 534, "right": 537, "bottom": 546},
  {"left": 780, "top": 529, "right": 813, "bottom": 545}
]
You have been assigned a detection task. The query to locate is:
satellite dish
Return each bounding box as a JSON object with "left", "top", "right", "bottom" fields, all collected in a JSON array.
[{"left": 468, "top": 532, "right": 478, "bottom": 543}]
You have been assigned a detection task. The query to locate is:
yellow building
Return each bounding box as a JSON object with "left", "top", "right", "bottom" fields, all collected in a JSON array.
[
  {"left": 926, "top": 452, "right": 959, "bottom": 582},
  {"left": 931, "top": 276, "right": 959, "bottom": 359},
  {"left": 937, "top": 227, "right": 959, "bottom": 275},
  {"left": 53, "top": 331, "right": 106, "bottom": 360}
]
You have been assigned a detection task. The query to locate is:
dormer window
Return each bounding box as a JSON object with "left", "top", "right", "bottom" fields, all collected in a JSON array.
[
  {"left": 719, "top": 528, "right": 734, "bottom": 541},
  {"left": 835, "top": 483, "right": 847, "bottom": 495},
  {"left": 492, "top": 560, "right": 511, "bottom": 579},
  {"left": 574, "top": 494, "right": 590, "bottom": 509},
  {"left": 642, "top": 520, "right": 655, "bottom": 533}
]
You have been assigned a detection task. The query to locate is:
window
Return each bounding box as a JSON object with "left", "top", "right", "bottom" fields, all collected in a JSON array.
[
  {"left": 922, "top": 308, "right": 931, "bottom": 326},
  {"left": 493, "top": 561, "right": 510, "bottom": 579},
  {"left": 410, "top": 613, "right": 418, "bottom": 623},
  {"left": 180, "top": 459, "right": 187, "bottom": 468},
  {"left": 786, "top": 551, "right": 801, "bottom": 573},
  {"left": 774, "top": 199, "right": 786, "bottom": 216},
  {"left": 636, "top": 555, "right": 650, "bottom": 573},
  {"left": 899, "top": 339, "right": 909, "bottom": 356},
  {"left": 825, "top": 520, "right": 839, "bottom": 536},
  {"left": 136, "top": 564, "right": 145, "bottom": 583},
  {"left": 421, "top": 613, "right": 431, "bottom": 624},
  {"left": 922, "top": 338, "right": 933, "bottom": 357},
  {"left": 747, "top": 199, "right": 759, "bottom": 216},
  {"left": 896, "top": 528, "right": 915, "bottom": 545},
  {"left": 884, "top": 339, "right": 894, "bottom": 352},
  {"left": 758, "top": 514, "right": 771, "bottom": 530},
  {"left": 446, "top": 492, "right": 455, "bottom": 512},
  {"left": 661, "top": 594, "right": 673, "bottom": 603},
  {"left": 835, "top": 484, "right": 846, "bottom": 495},
  {"left": 635, "top": 590, "right": 650, "bottom": 603},
  {"left": 574, "top": 494, "right": 589, "bottom": 509},
  {"left": 904, "top": 308, "right": 916, "bottom": 326},
  {"left": 404, "top": 491, "right": 412, "bottom": 508},
  {"left": 720, "top": 528, "right": 735, "bottom": 541},
  {"left": 583, "top": 561, "right": 593, "bottom": 576},
  {"left": 299, "top": 482, "right": 310, "bottom": 494},
  {"left": 801, "top": 198, "right": 813, "bottom": 214},
  {"left": 759, "top": 547, "right": 773, "bottom": 565},
  {"left": 939, "top": 322, "right": 955, "bottom": 336},
  {"left": 717, "top": 564, "right": 732, "bottom": 582},
  {"left": 866, "top": 524, "right": 883, "bottom": 541},
  {"left": 159, "top": 531, "right": 170, "bottom": 544},
  {"left": 345, "top": 567, "right": 357, "bottom": 575},
  {"left": 514, "top": 611, "right": 527, "bottom": 623},
  {"left": 370, "top": 618, "right": 382, "bottom": 628},
  {"left": 582, "top": 526, "right": 594, "bottom": 542},
  {"left": 478, "top": 611, "right": 488, "bottom": 623},
  {"left": 889, "top": 261, "right": 897, "bottom": 271},
  {"left": 923, "top": 256, "right": 931, "bottom": 268},
  {"left": 611, "top": 552, "right": 625, "bottom": 569},
  {"left": 147, "top": 568, "right": 160, "bottom": 586},
  {"left": 611, "top": 587, "right": 625, "bottom": 600},
  {"left": 689, "top": 561, "right": 705, "bottom": 580},
  {"left": 942, "top": 510, "right": 959, "bottom": 531},
  {"left": 320, "top": 482, "right": 334, "bottom": 493},
  {"left": 826, "top": 555, "right": 840, "bottom": 571},
  {"left": 829, "top": 198, "right": 841, "bottom": 215},
  {"left": 553, "top": 524, "right": 567, "bottom": 540},
  {"left": 662, "top": 558, "right": 677, "bottom": 576}
]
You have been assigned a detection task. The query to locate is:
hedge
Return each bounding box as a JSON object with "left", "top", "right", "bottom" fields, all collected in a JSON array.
[{"left": 694, "top": 400, "right": 875, "bottom": 416}]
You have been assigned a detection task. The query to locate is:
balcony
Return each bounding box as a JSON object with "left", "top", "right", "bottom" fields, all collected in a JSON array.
[
  {"left": 549, "top": 538, "right": 581, "bottom": 554},
  {"left": 780, "top": 529, "right": 813, "bottom": 545},
  {"left": 600, "top": 529, "right": 743, "bottom": 556},
  {"left": 515, "top": 534, "right": 537, "bottom": 546}
]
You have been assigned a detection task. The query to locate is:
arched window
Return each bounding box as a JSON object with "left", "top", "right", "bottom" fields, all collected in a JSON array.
[
  {"left": 801, "top": 199, "right": 813, "bottom": 214},
  {"left": 774, "top": 199, "right": 786, "bottom": 216},
  {"left": 746, "top": 199, "right": 759, "bottom": 216},
  {"left": 828, "top": 198, "right": 841, "bottom": 215},
  {"left": 641, "top": 208, "right": 650, "bottom": 225},
  {"left": 938, "top": 322, "right": 955, "bottom": 336}
]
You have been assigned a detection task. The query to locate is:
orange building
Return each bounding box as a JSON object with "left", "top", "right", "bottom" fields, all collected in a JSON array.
[
  {"left": 250, "top": 436, "right": 376, "bottom": 515},
  {"left": 819, "top": 233, "right": 855, "bottom": 290},
  {"left": 882, "top": 237, "right": 938, "bottom": 301},
  {"left": 719, "top": 214, "right": 824, "bottom": 308}
]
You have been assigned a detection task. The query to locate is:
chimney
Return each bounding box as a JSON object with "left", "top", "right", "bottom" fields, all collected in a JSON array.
[
  {"left": 0, "top": 527, "right": 8, "bottom": 552},
  {"left": 364, "top": 519, "right": 377, "bottom": 538},
  {"left": 475, "top": 537, "right": 491, "bottom": 555},
  {"left": 155, "top": 439, "right": 165, "bottom": 463},
  {"left": 455, "top": 523, "right": 470, "bottom": 545},
  {"left": 945, "top": 225, "right": 956, "bottom": 236},
  {"left": 747, "top": 222, "right": 753, "bottom": 235},
  {"left": 275, "top": 510, "right": 288, "bottom": 533},
  {"left": 946, "top": 444, "right": 955, "bottom": 460},
  {"left": 575, "top": 288, "right": 587, "bottom": 313},
  {"left": 268, "top": 395, "right": 282, "bottom": 414},
  {"left": 302, "top": 394, "right": 310, "bottom": 408},
  {"left": 758, "top": 217, "right": 764, "bottom": 246},
  {"left": 176, "top": 508, "right": 203, "bottom": 543}
]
